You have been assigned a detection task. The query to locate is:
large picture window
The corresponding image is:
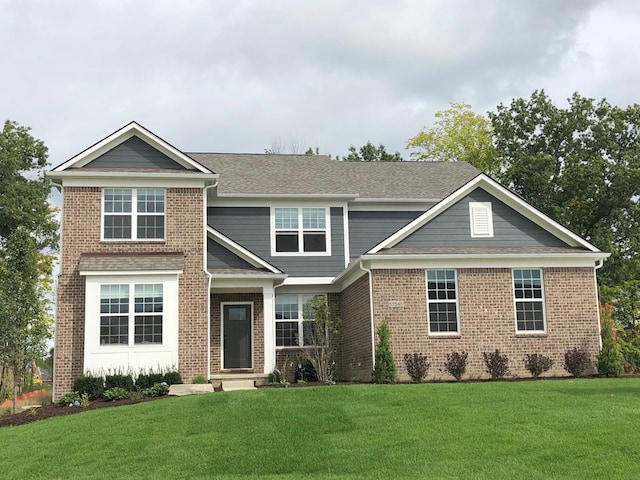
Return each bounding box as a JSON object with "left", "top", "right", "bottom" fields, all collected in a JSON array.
[
  {"left": 273, "top": 207, "right": 329, "bottom": 254},
  {"left": 426, "top": 270, "right": 459, "bottom": 334},
  {"left": 275, "top": 293, "right": 324, "bottom": 347},
  {"left": 513, "top": 269, "right": 546, "bottom": 332},
  {"left": 103, "top": 188, "right": 165, "bottom": 240},
  {"left": 100, "top": 283, "right": 163, "bottom": 345}
]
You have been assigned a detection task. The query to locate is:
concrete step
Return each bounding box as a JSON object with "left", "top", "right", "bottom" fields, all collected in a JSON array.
[
  {"left": 221, "top": 379, "right": 256, "bottom": 391},
  {"left": 169, "top": 384, "right": 214, "bottom": 397}
]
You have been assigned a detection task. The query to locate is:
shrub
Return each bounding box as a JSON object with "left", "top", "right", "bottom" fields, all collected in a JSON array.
[
  {"left": 58, "top": 391, "right": 81, "bottom": 406},
  {"left": 619, "top": 338, "right": 640, "bottom": 373},
  {"left": 597, "top": 304, "right": 624, "bottom": 377},
  {"left": 162, "top": 371, "right": 183, "bottom": 385},
  {"left": 105, "top": 374, "right": 134, "bottom": 391},
  {"left": 267, "top": 368, "right": 281, "bottom": 384},
  {"left": 372, "top": 321, "right": 396, "bottom": 384},
  {"left": 443, "top": 351, "right": 468, "bottom": 381},
  {"left": 296, "top": 360, "right": 318, "bottom": 383},
  {"left": 135, "top": 373, "right": 153, "bottom": 390},
  {"left": 403, "top": 353, "right": 430, "bottom": 383},
  {"left": 563, "top": 348, "right": 592, "bottom": 377},
  {"left": 144, "top": 382, "right": 170, "bottom": 397},
  {"left": 73, "top": 374, "right": 104, "bottom": 400},
  {"left": 523, "top": 353, "right": 554, "bottom": 378},
  {"left": 482, "top": 349, "right": 510, "bottom": 380},
  {"left": 104, "top": 387, "right": 131, "bottom": 401},
  {"left": 192, "top": 375, "right": 208, "bottom": 384}
]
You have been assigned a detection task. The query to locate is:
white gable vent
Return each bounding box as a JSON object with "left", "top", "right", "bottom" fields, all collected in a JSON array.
[{"left": 469, "top": 202, "right": 494, "bottom": 238}]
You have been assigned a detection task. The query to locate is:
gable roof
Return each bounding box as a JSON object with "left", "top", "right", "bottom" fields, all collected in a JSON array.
[
  {"left": 207, "top": 227, "right": 282, "bottom": 274},
  {"left": 368, "top": 174, "right": 605, "bottom": 254},
  {"left": 190, "top": 153, "right": 479, "bottom": 200},
  {"left": 52, "top": 122, "right": 213, "bottom": 174}
]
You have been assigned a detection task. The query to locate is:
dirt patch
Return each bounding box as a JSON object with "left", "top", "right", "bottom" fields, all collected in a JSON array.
[{"left": 0, "top": 395, "right": 170, "bottom": 428}]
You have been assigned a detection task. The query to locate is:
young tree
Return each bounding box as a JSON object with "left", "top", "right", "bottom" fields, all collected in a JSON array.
[
  {"left": 300, "top": 296, "right": 341, "bottom": 384},
  {"left": 338, "top": 142, "right": 403, "bottom": 162},
  {"left": 372, "top": 321, "right": 396, "bottom": 383},
  {"left": 406, "top": 103, "right": 499, "bottom": 174},
  {"left": 597, "top": 303, "right": 624, "bottom": 376}
]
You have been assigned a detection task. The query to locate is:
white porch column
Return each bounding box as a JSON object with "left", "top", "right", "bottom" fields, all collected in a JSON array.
[{"left": 263, "top": 286, "right": 276, "bottom": 374}]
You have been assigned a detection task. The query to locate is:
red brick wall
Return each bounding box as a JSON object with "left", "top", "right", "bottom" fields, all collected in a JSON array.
[
  {"left": 369, "top": 267, "right": 599, "bottom": 382},
  {"left": 54, "top": 186, "right": 209, "bottom": 399}
]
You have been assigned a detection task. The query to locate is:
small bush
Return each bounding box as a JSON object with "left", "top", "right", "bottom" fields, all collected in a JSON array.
[
  {"left": 372, "top": 321, "right": 396, "bottom": 384},
  {"left": 443, "top": 351, "right": 468, "bottom": 381},
  {"left": 105, "top": 374, "right": 134, "bottom": 391},
  {"left": 563, "top": 348, "right": 592, "bottom": 377},
  {"left": 73, "top": 374, "right": 104, "bottom": 400},
  {"left": 135, "top": 373, "right": 152, "bottom": 390},
  {"left": 192, "top": 375, "right": 208, "bottom": 384},
  {"left": 162, "top": 371, "right": 183, "bottom": 385},
  {"left": 268, "top": 369, "right": 281, "bottom": 384},
  {"left": 296, "top": 361, "right": 318, "bottom": 383},
  {"left": 483, "top": 349, "right": 510, "bottom": 380},
  {"left": 619, "top": 338, "right": 640, "bottom": 373},
  {"left": 144, "top": 382, "right": 170, "bottom": 397},
  {"left": 104, "top": 387, "right": 132, "bottom": 401},
  {"left": 58, "top": 391, "right": 81, "bottom": 406},
  {"left": 524, "top": 353, "right": 554, "bottom": 378},
  {"left": 403, "top": 353, "right": 430, "bottom": 383}
]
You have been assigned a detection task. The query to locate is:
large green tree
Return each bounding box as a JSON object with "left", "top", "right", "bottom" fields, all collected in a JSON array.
[
  {"left": 406, "top": 102, "right": 499, "bottom": 174},
  {"left": 338, "top": 141, "right": 403, "bottom": 162},
  {"left": 489, "top": 91, "right": 640, "bottom": 324}
]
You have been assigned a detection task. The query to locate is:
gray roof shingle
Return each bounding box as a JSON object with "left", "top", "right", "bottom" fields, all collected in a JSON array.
[
  {"left": 188, "top": 153, "right": 480, "bottom": 200},
  {"left": 78, "top": 252, "right": 185, "bottom": 272}
]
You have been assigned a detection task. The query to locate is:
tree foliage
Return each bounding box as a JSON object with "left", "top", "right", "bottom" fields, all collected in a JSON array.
[
  {"left": 300, "top": 296, "right": 341, "bottom": 384},
  {"left": 406, "top": 102, "right": 498, "bottom": 173},
  {"left": 372, "top": 321, "right": 396, "bottom": 383},
  {"left": 339, "top": 141, "right": 403, "bottom": 162},
  {"left": 597, "top": 304, "right": 624, "bottom": 377}
]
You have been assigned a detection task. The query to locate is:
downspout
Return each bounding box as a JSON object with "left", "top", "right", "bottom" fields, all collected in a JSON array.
[
  {"left": 50, "top": 181, "right": 63, "bottom": 402},
  {"left": 359, "top": 260, "right": 376, "bottom": 370},
  {"left": 203, "top": 180, "right": 219, "bottom": 382},
  {"left": 594, "top": 258, "right": 604, "bottom": 349}
]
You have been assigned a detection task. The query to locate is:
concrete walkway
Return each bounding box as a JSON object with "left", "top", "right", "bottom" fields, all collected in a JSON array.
[{"left": 168, "top": 384, "right": 214, "bottom": 396}]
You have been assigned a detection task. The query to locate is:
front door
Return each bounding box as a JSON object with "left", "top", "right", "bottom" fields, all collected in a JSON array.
[{"left": 223, "top": 304, "right": 252, "bottom": 369}]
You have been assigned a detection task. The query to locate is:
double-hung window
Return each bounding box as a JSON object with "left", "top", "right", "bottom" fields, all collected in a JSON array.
[
  {"left": 426, "top": 270, "right": 459, "bottom": 334},
  {"left": 273, "top": 207, "right": 329, "bottom": 254},
  {"left": 100, "top": 283, "right": 163, "bottom": 345},
  {"left": 275, "top": 293, "right": 324, "bottom": 347},
  {"left": 513, "top": 269, "right": 546, "bottom": 332},
  {"left": 103, "top": 188, "right": 165, "bottom": 240}
]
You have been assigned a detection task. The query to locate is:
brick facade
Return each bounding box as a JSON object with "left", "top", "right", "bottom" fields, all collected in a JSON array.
[
  {"left": 370, "top": 267, "right": 599, "bottom": 382},
  {"left": 54, "top": 186, "right": 209, "bottom": 399}
]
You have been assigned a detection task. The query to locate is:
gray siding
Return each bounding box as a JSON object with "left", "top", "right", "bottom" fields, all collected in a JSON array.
[
  {"left": 397, "top": 188, "right": 568, "bottom": 248},
  {"left": 84, "top": 136, "right": 186, "bottom": 169},
  {"left": 349, "top": 211, "right": 423, "bottom": 256},
  {"left": 207, "top": 237, "right": 257, "bottom": 270},
  {"left": 208, "top": 206, "right": 345, "bottom": 277}
]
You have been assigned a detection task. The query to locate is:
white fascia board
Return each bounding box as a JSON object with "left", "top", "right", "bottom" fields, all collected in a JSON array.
[
  {"left": 52, "top": 121, "right": 213, "bottom": 173},
  {"left": 207, "top": 227, "right": 282, "bottom": 274},
  {"left": 80, "top": 269, "right": 184, "bottom": 276},
  {"left": 47, "top": 171, "right": 218, "bottom": 188},
  {"left": 280, "top": 277, "right": 336, "bottom": 286},
  {"left": 368, "top": 174, "right": 603, "bottom": 253},
  {"left": 210, "top": 277, "right": 285, "bottom": 290}
]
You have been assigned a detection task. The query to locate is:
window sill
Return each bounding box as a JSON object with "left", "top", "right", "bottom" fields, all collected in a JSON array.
[
  {"left": 428, "top": 334, "right": 461, "bottom": 339},
  {"left": 515, "top": 332, "right": 547, "bottom": 338},
  {"left": 101, "top": 240, "right": 166, "bottom": 244}
]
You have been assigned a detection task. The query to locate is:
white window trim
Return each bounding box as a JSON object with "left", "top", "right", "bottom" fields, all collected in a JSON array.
[
  {"left": 512, "top": 268, "right": 547, "bottom": 334},
  {"left": 275, "top": 293, "right": 326, "bottom": 348},
  {"left": 220, "top": 302, "right": 254, "bottom": 370},
  {"left": 101, "top": 188, "right": 166, "bottom": 241},
  {"left": 270, "top": 206, "right": 332, "bottom": 256},
  {"left": 426, "top": 269, "right": 460, "bottom": 336},
  {"left": 469, "top": 202, "right": 494, "bottom": 238}
]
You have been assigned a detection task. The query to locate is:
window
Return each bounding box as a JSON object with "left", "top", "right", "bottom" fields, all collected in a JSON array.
[
  {"left": 275, "top": 293, "right": 324, "bottom": 346},
  {"left": 103, "top": 188, "right": 165, "bottom": 240},
  {"left": 513, "top": 269, "right": 545, "bottom": 332},
  {"left": 469, "top": 202, "right": 493, "bottom": 238},
  {"left": 100, "top": 283, "right": 163, "bottom": 345},
  {"left": 426, "top": 270, "right": 459, "bottom": 334},
  {"left": 273, "top": 207, "right": 329, "bottom": 254}
]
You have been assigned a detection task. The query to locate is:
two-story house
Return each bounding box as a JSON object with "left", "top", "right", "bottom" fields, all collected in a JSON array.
[{"left": 48, "top": 122, "right": 608, "bottom": 398}]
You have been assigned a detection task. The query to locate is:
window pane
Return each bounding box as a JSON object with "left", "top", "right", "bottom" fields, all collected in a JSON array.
[
  {"left": 514, "top": 269, "right": 545, "bottom": 331},
  {"left": 303, "top": 232, "right": 326, "bottom": 252},
  {"left": 303, "top": 320, "right": 321, "bottom": 345},
  {"left": 275, "top": 208, "right": 298, "bottom": 229},
  {"left": 275, "top": 321, "right": 299, "bottom": 347},
  {"left": 276, "top": 294, "right": 299, "bottom": 320},
  {"left": 104, "top": 215, "right": 132, "bottom": 239},
  {"left": 137, "top": 189, "right": 165, "bottom": 213},
  {"left": 134, "top": 315, "right": 163, "bottom": 344},
  {"left": 429, "top": 303, "right": 458, "bottom": 333},
  {"left": 137, "top": 215, "right": 164, "bottom": 239},
  {"left": 134, "top": 284, "right": 163, "bottom": 313},
  {"left": 100, "top": 316, "right": 128, "bottom": 344},
  {"left": 104, "top": 189, "right": 132, "bottom": 213},
  {"left": 302, "top": 208, "right": 325, "bottom": 229},
  {"left": 276, "top": 232, "right": 298, "bottom": 252}
]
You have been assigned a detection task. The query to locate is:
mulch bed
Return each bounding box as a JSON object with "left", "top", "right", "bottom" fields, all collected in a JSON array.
[{"left": 0, "top": 395, "right": 170, "bottom": 428}]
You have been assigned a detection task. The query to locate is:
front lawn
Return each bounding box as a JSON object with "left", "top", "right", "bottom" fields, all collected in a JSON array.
[{"left": 1, "top": 379, "right": 639, "bottom": 479}]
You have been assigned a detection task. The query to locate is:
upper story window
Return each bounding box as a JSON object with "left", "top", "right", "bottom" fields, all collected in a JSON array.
[
  {"left": 513, "top": 269, "right": 546, "bottom": 333},
  {"left": 272, "top": 207, "right": 330, "bottom": 255},
  {"left": 426, "top": 269, "right": 459, "bottom": 335},
  {"left": 103, "top": 188, "right": 165, "bottom": 240}
]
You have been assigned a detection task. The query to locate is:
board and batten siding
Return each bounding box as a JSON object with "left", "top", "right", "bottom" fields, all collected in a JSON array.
[
  {"left": 207, "top": 206, "right": 345, "bottom": 277},
  {"left": 397, "top": 188, "right": 569, "bottom": 248},
  {"left": 349, "top": 210, "right": 424, "bottom": 257},
  {"left": 83, "top": 136, "right": 186, "bottom": 170}
]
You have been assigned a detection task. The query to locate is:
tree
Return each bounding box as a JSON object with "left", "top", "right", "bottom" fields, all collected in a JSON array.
[
  {"left": 338, "top": 142, "right": 403, "bottom": 162},
  {"left": 300, "top": 296, "right": 341, "bottom": 384},
  {"left": 372, "top": 321, "right": 396, "bottom": 383},
  {"left": 488, "top": 91, "right": 640, "bottom": 294},
  {"left": 406, "top": 102, "right": 499, "bottom": 173},
  {"left": 597, "top": 303, "right": 624, "bottom": 377}
]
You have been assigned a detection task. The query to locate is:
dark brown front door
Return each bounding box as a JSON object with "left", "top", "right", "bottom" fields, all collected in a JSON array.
[{"left": 223, "top": 304, "right": 252, "bottom": 369}]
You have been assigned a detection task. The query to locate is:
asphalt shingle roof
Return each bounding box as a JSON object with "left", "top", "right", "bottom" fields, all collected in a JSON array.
[
  {"left": 188, "top": 153, "right": 480, "bottom": 200},
  {"left": 78, "top": 252, "right": 185, "bottom": 272}
]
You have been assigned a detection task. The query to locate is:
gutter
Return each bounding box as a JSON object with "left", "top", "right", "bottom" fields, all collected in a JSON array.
[
  {"left": 358, "top": 260, "right": 376, "bottom": 371},
  {"left": 203, "top": 179, "right": 219, "bottom": 383},
  {"left": 49, "top": 180, "right": 63, "bottom": 402}
]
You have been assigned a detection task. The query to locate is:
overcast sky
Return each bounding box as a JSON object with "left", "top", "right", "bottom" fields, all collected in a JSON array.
[{"left": 2, "top": 0, "right": 640, "bottom": 165}]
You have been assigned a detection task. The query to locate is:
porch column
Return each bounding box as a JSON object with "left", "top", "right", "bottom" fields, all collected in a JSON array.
[{"left": 263, "top": 286, "right": 276, "bottom": 374}]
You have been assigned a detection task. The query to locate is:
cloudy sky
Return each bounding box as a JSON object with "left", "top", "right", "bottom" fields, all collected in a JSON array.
[{"left": 2, "top": 0, "right": 640, "bottom": 165}]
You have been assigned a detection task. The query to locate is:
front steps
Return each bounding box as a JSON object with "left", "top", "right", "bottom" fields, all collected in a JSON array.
[{"left": 220, "top": 379, "right": 256, "bottom": 391}]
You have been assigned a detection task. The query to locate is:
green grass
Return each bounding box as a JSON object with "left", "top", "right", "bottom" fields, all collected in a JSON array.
[{"left": 1, "top": 379, "right": 640, "bottom": 479}]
